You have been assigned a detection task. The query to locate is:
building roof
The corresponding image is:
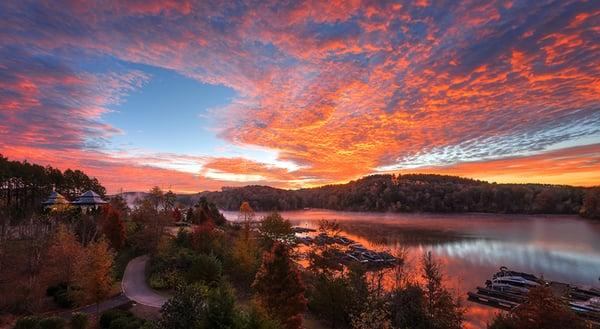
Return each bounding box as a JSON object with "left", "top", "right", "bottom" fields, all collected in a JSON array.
[
  {"left": 42, "top": 191, "right": 69, "bottom": 205},
  {"left": 72, "top": 190, "right": 107, "bottom": 205}
]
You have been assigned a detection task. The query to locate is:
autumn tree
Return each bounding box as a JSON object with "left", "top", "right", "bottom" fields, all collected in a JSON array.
[
  {"left": 231, "top": 226, "right": 261, "bottom": 283},
  {"left": 172, "top": 207, "right": 183, "bottom": 222},
  {"left": 130, "top": 189, "right": 171, "bottom": 253},
  {"left": 488, "top": 286, "right": 586, "bottom": 329},
  {"left": 581, "top": 187, "right": 600, "bottom": 219},
  {"left": 46, "top": 224, "right": 85, "bottom": 286},
  {"left": 240, "top": 201, "right": 255, "bottom": 223},
  {"left": 351, "top": 295, "right": 392, "bottom": 329},
  {"left": 109, "top": 194, "right": 129, "bottom": 217},
  {"left": 190, "top": 220, "right": 219, "bottom": 254},
  {"left": 148, "top": 186, "right": 165, "bottom": 212},
  {"left": 101, "top": 205, "right": 126, "bottom": 250},
  {"left": 185, "top": 207, "right": 194, "bottom": 222},
  {"left": 164, "top": 190, "right": 177, "bottom": 212},
  {"left": 75, "top": 239, "right": 114, "bottom": 313},
  {"left": 2, "top": 218, "right": 52, "bottom": 312},
  {"left": 309, "top": 220, "right": 344, "bottom": 273},
  {"left": 258, "top": 212, "right": 294, "bottom": 249},
  {"left": 253, "top": 242, "right": 307, "bottom": 329},
  {"left": 191, "top": 197, "right": 226, "bottom": 226}
]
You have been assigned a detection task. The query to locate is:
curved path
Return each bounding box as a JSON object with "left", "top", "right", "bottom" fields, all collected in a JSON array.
[{"left": 122, "top": 255, "right": 168, "bottom": 308}]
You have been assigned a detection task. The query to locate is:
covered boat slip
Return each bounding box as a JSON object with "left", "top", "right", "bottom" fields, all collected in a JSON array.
[{"left": 468, "top": 267, "right": 600, "bottom": 323}]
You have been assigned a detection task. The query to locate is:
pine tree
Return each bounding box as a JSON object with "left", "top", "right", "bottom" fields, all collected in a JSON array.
[
  {"left": 252, "top": 242, "right": 307, "bottom": 329},
  {"left": 421, "top": 252, "right": 464, "bottom": 329}
]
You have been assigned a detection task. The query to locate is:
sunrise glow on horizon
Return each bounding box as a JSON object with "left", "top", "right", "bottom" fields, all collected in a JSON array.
[{"left": 1, "top": 1, "right": 599, "bottom": 193}]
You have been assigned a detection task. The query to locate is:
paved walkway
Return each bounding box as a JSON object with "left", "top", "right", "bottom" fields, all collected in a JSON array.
[{"left": 121, "top": 255, "right": 168, "bottom": 308}]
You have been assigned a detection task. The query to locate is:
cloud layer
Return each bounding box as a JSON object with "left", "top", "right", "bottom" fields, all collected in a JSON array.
[{"left": 1, "top": 0, "right": 599, "bottom": 192}]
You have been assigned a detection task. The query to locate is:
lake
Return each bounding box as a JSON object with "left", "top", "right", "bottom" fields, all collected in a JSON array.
[{"left": 223, "top": 209, "right": 600, "bottom": 329}]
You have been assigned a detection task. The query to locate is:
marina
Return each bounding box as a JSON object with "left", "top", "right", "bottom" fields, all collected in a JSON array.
[
  {"left": 468, "top": 267, "right": 600, "bottom": 323},
  {"left": 295, "top": 230, "right": 399, "bottom": 268}
]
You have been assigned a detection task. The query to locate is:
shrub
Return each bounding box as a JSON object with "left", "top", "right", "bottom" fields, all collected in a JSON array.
[
  {"left": 54, "top": 290, "right": 74, "bottom": 308},
  {"left": 204, "top": 283, "right": 236, "bottom": 328},
  {"left": 70, "top": 312, "right": 89, "bottom": 329},
  {"left": 235, "top": 303, "right": 280, "bottom": 329},
  {"left": 45, "top": 283, "right": 76, "bottom": 308},
  {"left": 108, "top": 317, "right": 144, "bottom": 329},
  {"left": 186, "top": 254, "right": 222, "bottom": 285},
  {"left": 46, "top": 284, "right": 64, "bottom": 297},
  {"left": 99, "top": 309, "right": 131, "bottom": 329},
  {"left": 148, "top": 273, "right": 168, "bottom": 290},
  {"left": 13, "top": 316, "right": 40, "bottom": 329},
  {"left": 38, "top": 317, "right": 66, "bottom": 329}
]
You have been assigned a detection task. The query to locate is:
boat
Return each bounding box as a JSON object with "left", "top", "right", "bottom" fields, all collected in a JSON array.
[
  {"left": 485, "top": 266, "right": 544, "bottom": 294},
  {"left": 493, "top": 266, "right": 545, "bottom": 284},
  {"left": 470, "top": 267, "right": 600, "bottom": 325}
]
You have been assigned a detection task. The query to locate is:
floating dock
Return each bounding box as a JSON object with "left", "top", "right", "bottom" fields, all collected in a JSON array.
[{"left": 468, "top": 267, "right": 600, "bottom": 324}]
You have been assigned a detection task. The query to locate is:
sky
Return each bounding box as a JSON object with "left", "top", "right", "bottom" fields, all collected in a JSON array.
[{"left": 0, "top": 0, "right": 599, "bottom": 193}]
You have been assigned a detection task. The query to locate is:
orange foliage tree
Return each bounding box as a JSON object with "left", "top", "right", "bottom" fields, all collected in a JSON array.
[
  {"left": 46, "top": 224, "right": 85, "bottom": 286},
  {"left": 252, "top": 242, "right": 307, "bottom": 329},
  {"left": 239, "top": 201, "right": 255, "bottom": 223},
  {"left": 75, "top": 239, "right": 114, "bottom": 313}
]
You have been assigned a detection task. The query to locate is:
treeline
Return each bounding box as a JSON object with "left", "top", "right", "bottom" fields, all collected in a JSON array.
[
  {"left": 0, "top": 155, "right": 105, "bottom": 220},
  {"left": 201, "top": 174, "right": 598, "bottom": 216}
]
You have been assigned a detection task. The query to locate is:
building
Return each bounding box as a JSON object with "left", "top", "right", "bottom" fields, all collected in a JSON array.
[
  {"left": 42, "top": 191, "right": 70, "bottom": 211},
  {"left": 43, "top": 190, "right": 107, "bottom": 213},
  {"left": 71, "top": 190, "right": 108, "bottom": 213}
]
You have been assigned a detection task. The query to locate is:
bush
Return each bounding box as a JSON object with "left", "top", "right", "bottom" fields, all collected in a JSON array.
[
  {"left": 148, "top": 273, "right": 168, "bottom": 290},
  {"left": 108, "top": 317, "right": 144, "bottom": 329},
  {"left": 186, "top": 254, "right": 222, "bottom": 285},
  {"left": 45, "top": 283, "right": 76, "bottom": 308},
  {"left": 13, "top": 316, "right": 40, "bottom": 329},
  {"left": 38, "top": 317, "right": 66, "bottom": 329},
  {"left": 54, "top": 290, "right": 74, "bottom": 308},
  {"left": 235, "top": 303, "right": 281, "bottom": 329},
  {"left": 99, "top": 309, "right": 131, "bottom": 329},
  {"left": 70, "top": 312, "right": 89, "bottom": 329},
  {"left": 204, "top": 282, "right": 236, "bottom": 328},
  {"left": 46, "top": 284, "right": 64, "bottom": 297}
]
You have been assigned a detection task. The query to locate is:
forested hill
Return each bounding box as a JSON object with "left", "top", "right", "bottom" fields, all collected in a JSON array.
[{"left": 200, "top": 174, "right": 593, "bottom": 215}]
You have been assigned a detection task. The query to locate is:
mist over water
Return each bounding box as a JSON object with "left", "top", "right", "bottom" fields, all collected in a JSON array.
[{"left": 223, "top": 209, "right": 600, "bottom": 328}]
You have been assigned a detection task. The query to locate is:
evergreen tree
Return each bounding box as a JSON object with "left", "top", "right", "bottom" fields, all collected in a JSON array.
[
  {"left": 253, "top": 242, "right": 307, "bottom": 329},
  {"left": 421, "top": 252, "right": 464, "bottom": 329},
  {"left": 156, "top": 285, "right": 206, "bottom": 329}
]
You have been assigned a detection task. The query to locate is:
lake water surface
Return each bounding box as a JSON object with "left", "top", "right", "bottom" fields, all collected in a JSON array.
[{"left": 223, "top": 209, "right": 600, "bottom": 329}]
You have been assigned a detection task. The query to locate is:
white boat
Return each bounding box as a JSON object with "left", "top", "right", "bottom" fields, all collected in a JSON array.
[{"left": 487, "top": 267, "right": 542, "bottom": 294}]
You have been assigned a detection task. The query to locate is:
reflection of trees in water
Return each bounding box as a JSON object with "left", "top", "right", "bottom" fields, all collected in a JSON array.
[{"left": 337, "top": 221, "right": 474, "bottom": 247}]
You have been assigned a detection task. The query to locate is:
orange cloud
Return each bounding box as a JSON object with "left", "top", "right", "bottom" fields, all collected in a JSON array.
[
  {"left": 1, "top": 0, "right": 599, "bottom": 192},
  {"left": 395, "top": 144, "right": 600, "bottom": 187}
]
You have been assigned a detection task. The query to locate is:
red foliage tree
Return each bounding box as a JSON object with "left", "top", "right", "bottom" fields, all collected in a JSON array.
[
  {"left": 101, "top": 205, "right": 126, "bottom": 250},
  {"left": 190, "top": 219, "right": 216, "bottom": 254},
  {"left": 172, "top": 208, "right": 183, "bottom": 222},
  {"left": 512, "top": 286, "right": 585, "bottom": 329},
  {"left": 252, "top": 242, "right": 307, "bottom": 329}
]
